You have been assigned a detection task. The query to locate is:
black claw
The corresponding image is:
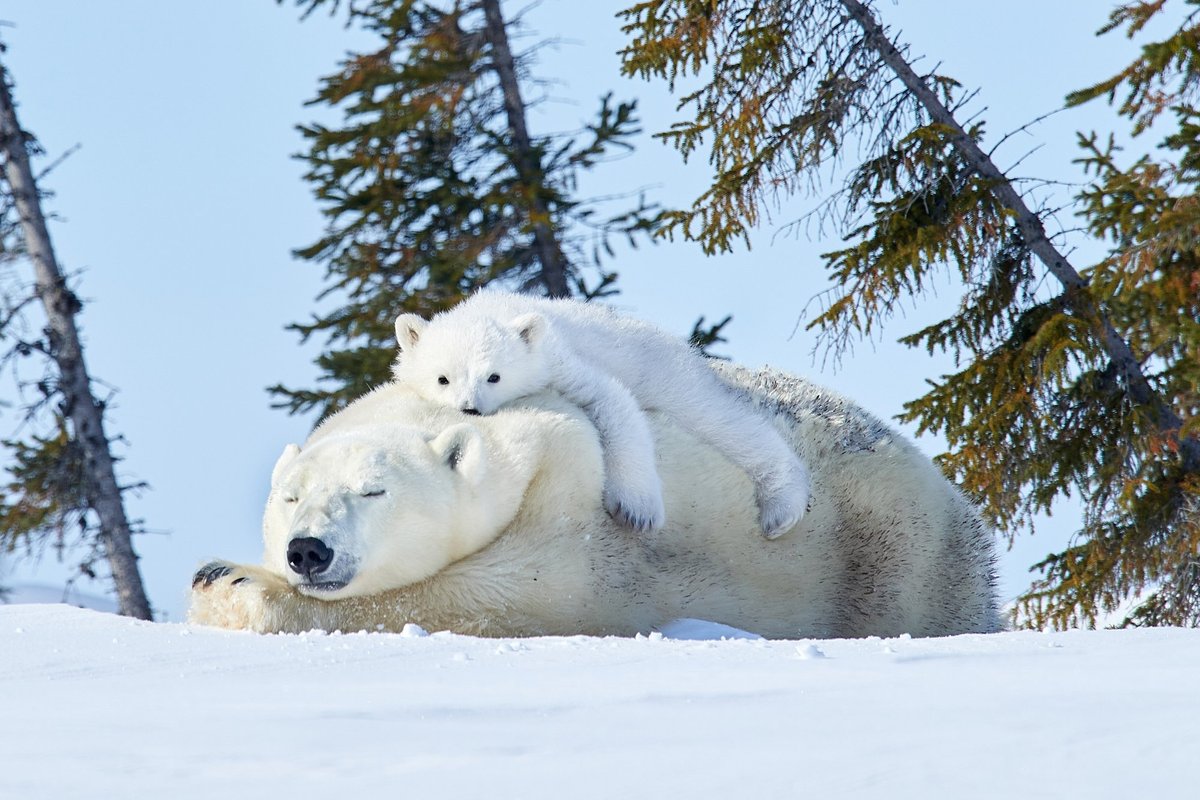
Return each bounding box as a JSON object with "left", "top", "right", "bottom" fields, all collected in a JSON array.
[
  {"left": 614, "top": 504, "right": 656, "bottom": 534},
  {"left": 231, "top": 577, "right": 249, "bottom": 586},
  {"left": 193, "top": 563, "right": 233, "bottom": 587},
  {"left": 206, "top": 565, "right": 232, "bottom": 585}
]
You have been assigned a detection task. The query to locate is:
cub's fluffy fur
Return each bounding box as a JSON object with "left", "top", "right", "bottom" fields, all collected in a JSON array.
[{"left": 392, "top": 291, "right": 811, "bottom": 538}]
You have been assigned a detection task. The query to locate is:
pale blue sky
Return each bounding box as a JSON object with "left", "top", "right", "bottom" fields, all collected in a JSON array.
[{"left": 0, "top": 1, "right": 1173, "bottom": 620}]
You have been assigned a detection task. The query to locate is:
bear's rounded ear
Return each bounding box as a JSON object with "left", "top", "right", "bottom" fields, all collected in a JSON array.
[
  {"left": 429, "top": 423, "right": 486, "bottom": 486},
  {"left": 271, "top": 443, "right": 302, "bottom": 485},
  {"left": 395, "top": 314, "right": 428, "bottom": 352},
  {"left": 510, "top": 312, "right": 545, "bottom": 348}
]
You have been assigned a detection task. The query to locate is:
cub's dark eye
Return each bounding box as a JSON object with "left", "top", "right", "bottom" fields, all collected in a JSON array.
[
  {"left": 487, "top": 373, "right": 501, "bottom": 384},
  {"left": 361, "top": 489, "right": 385, "bottom": 498},
  {"left": 437, "top": 376, "right": 449, "bottom": 386},
  {"left": 282, "top": 496, "right": 298, "bottom": 504}
]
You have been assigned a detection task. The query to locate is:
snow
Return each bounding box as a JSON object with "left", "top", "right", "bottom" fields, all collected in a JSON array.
[
  {"left": 2, "top": 604, "right": 1194, "bottom": 798},
  {"left": 1, "top": 582, "right": 118, "bottom": 613}
]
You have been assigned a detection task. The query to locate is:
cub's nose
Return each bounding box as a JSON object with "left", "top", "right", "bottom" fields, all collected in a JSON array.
[
  {"left": 461, "top": 407, "right": 481, "bottom": 416},
  {"left": 287, "top": 537, "right": 333, "bottom": 578}
]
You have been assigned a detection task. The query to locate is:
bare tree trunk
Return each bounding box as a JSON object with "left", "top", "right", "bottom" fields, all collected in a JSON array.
[
  {"left": 0, "top": 58, "right": 153, "bottom": 619},
  {"left": 839, "top": 0, "right": 1200, "bottom": 473},
  {"left": 479, "top": 0, "right": 571, "bottom": 298}
]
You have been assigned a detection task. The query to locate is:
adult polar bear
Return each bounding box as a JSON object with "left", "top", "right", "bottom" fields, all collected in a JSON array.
[{"left": 189, "top": 363, "right": 999, "bottom": 638}]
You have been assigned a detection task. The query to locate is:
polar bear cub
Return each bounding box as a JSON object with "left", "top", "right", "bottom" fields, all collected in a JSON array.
[{"left": 392, "top": 291, "right": 812, "bottom": 538}]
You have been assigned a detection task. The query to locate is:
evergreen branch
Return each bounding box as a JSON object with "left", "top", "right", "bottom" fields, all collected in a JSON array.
[
  {"left": 986, "top": 108, "right": 1063, "bottom": 161},
  {"left": 32, "top": 142, "right": 80, "bottom": 184},
  {"left": 280, "top": 1, "right": 662, "bottom": 417},
  {"left": 839, "top": 0, "right": 1200, "bottom": 475}
]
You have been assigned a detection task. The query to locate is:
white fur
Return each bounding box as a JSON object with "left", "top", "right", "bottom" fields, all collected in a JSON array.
[
  {"left": 189, "top": 364, "right": 999, "bottom": 639},
  {"left": 392, "top": 291, "right": 812, "bottom": 537}
]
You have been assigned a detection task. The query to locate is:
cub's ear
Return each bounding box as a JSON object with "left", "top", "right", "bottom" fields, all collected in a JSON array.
[
  {"left": 271, "top": 443, "right": 302, "bottom": 485},
  {"left": 429, "top": 423, "right": 486, "bottom": 486},
  {"left": 510, "top": 312, "right": 545, "bottom": 348},
  {"left": 395, "top": 314, "right": 428, "bottom": 352}
]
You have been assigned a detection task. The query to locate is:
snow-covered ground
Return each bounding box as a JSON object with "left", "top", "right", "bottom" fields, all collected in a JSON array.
[
  {"left": 2, "top": 604, "right": 1193, "bottom": 799},
  {"left": 1, "top": 582, "right": 118, "bottom": 613}
]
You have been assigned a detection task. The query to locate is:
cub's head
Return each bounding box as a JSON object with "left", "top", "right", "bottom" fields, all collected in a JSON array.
[
  {"left": 263, "top": 423, "right": 499, "bottom": 599},
  {"left": 393, "top": 311, "right": 550, "bottom": 415}
]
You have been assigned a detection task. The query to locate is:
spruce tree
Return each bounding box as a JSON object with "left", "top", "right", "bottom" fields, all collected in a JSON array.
[
  {"left": 0, "top": 48, "right": 153, "bottom": 619},
  {"left": 620, "top": 0, "right": 1200, "bottom": 627},
  {"left": 274, "top": 0, "right": 657, "bottom": 419}
]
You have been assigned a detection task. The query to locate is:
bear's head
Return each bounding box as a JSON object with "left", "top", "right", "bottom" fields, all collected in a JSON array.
[
  {"left": 263, "top": 422, "right": 513, "bottom": 599},
  {"left": 393, "top": 311, "right": 551, "bottom": 416}
]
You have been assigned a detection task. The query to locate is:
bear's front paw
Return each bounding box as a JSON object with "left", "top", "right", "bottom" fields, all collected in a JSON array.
[
  {"left": 192, "top": 562, "right": 248, "bottom": 587},
  {"left": 188, "top": 560, "right": 271, "bottom": 631},
  {"left": 604, "top": 480, "right": 666, "bottom": 535}
]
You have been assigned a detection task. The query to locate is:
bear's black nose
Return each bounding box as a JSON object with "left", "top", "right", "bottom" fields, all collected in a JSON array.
[
  {"left": 461, "top": 407, "right": 481, "bottom": 416},
  {"left": 287, "top": 537, "right": 334, "bottom": 577}
]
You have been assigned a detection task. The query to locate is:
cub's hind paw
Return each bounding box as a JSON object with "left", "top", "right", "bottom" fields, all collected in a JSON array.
[
  {"left": 757, "top": 490, "right": 812, "bottom": 540},
  {"left": 757, "top": 464, "right": 813, "bottom": 539},
  {"left": 759, "top": 503, "right": 802, "bottom": 539}
]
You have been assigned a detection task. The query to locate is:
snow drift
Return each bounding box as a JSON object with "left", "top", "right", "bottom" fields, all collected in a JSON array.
[{"left": 2, "top": 604, "right": 1194, "bottom": 799}]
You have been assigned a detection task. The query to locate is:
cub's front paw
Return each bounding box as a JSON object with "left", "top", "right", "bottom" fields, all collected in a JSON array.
[{"left": 604, "top": 480, "right": 666, "bottom": 535}]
